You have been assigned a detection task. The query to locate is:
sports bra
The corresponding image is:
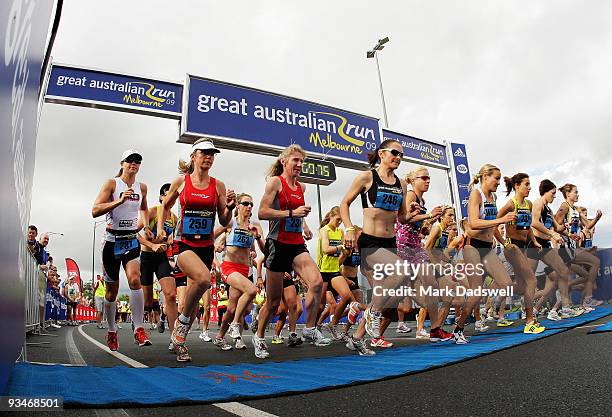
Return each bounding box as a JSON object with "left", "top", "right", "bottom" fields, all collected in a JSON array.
[{"left": 361, "top": 169, "right": 403, "bottom": 211}]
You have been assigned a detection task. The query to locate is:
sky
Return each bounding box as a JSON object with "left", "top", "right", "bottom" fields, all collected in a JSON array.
[{"left": 30, "top": 0, "right": 612, "bottom": 294}]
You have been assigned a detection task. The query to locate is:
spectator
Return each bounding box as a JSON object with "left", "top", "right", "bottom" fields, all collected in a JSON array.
[
  {"left": 64, "top": 276, "right": 81, "bottom": 325},
  {"left": 35, "top": 233, "right": 50, "bottom": 268},
  {"left": 26, "top": 225, "right": 38, "bottom": 256},
  {"left": 94, "top": 277, "right": 106, "bottom": 329}
]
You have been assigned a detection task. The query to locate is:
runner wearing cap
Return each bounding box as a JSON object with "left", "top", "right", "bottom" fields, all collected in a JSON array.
[
  {"left": 92, "top": 149, "right": 152, "bottom": 351},
  {"left": 253, "top": 144, "right": 329, "bottom": 359},
  {"left": 157, "top": 139, "right": 236, "bottom": 362}
]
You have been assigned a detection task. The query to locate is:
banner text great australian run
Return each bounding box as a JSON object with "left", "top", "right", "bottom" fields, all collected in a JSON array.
[{"left": 182, "top": 76, "right": 381, "bottom": 164}]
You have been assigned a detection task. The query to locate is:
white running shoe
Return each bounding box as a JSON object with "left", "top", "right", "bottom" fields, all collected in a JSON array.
[
  {"left": 235, "top": 337, "right": 247, "bottom": 350},
  {"left": 253, "top": 334, "right": 269, "bottom": 359},
  {"left": 364, "top": 306, "right": 381, "bottom": 339},
  {"left": 547, "top": 310, "right": 562, "bottom": 321},
  {"left": 583, "top": 297, "right": 603, "bottom": 307},
  {"left": 415, "top": 329, "right": 430, "bottom": 339},
  {"left": 228, "top": 323, "right": 241, "bottom": 339},
  {"left": 322, "top": 323, "right": 341, "bottom": 340},
  {"left": 302, "top": 327, "right": 331, "bottom": 346},
  {"left": 475, "top": 320, "right": 489, "bottom": 332},
  {"left": 199, "top": 330, "right": 212, "bottom": 342},
  {"left": 346, "top": 336, "right": 376, "bottom": 356},
  {"left": 453, "top": 329, "right": 469, "bottom": 344},
  {"left": 397, "top": 323, "right": 412, "bottom": 334},
  {"left": 213, "top": 337, "right": 233, "bottom": 351}
]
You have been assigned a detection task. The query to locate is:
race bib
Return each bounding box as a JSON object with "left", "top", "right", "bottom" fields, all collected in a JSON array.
[
  {"left": 232, "top": 228, "right": 254, "bottom": 248},
  {"left": 114, "top": 235, "right": 138, "bottom": 257},
  {"left": 516, "top": 209, "right": 532, "bottom": 230},
  {"left": 483, "top": 202, "right": 498, "bottom": 220},
  {"left": 183, "top": 210, "right": 214, "bottom": 237},
  {"left": 374, "top": 191, "right": 402, "bottom": 211},
  {"left": 285, "top": 217, "right": 303, "bottom": 233}
]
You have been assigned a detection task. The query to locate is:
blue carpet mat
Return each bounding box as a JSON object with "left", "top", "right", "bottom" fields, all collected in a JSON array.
[
  {"left": 8, "top": 305, "right": 611, "bottom": 407},
  {"left": 588, "top": 320, "right": 612, "bottom": 334}
]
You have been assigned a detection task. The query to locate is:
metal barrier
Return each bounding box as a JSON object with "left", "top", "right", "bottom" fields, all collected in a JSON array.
[{"left": 24, "top": 253, "right": 46, "bottom": 333}]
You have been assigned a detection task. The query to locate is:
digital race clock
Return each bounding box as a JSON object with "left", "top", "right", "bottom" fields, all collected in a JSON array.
[{"left": 299, "top": 158, "right": 337, "bottom": 186}]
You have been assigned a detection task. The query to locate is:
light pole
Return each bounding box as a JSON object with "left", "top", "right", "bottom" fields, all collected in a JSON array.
[
  {"left": 367, "top": 36, "right": 390, "bottom": 128},
  {"left": 92, "top": 220, "right": 105, "bottom": 288}
]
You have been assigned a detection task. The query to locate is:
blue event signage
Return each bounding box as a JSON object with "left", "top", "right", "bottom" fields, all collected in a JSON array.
[
  {"left": 180, "top": 76, "right": 381, "bottom": 167},
  {"left": 45, "top": 64, "right": 182, "bottom": 118},
  {"left": 448, "top": 143, "right": 471, "bottom": 219},
  {"left": 382, "top": 129, "right": 449, "bottom": 168}
]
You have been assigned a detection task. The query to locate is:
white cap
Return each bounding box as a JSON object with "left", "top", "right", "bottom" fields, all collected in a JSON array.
[
  {"left": 191, "top": 140, "right": 220, "bottom": 154},
  {"left": 121, "top": 149, "right": 142, "bottom": 161}
]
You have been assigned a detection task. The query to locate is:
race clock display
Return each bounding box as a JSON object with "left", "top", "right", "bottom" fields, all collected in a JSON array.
[{"left": 299, "top": 158, "right": 337, "bottom": 186}]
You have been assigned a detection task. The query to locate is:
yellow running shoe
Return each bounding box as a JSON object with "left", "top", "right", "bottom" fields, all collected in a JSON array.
[
  {"left": 524, "top": 322, "right": 545, "bottom": 334},
  {"left": 497, "top": 318, "right": 514, "bottom": 327}
]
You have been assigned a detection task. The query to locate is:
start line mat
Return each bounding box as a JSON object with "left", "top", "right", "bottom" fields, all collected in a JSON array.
[{"left": 8, "top": 305, "right": 611, "bottom": 407}]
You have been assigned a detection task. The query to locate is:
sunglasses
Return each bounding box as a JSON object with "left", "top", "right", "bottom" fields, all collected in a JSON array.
[
  {"left": 416, "top": 175, "right": 431, "bottom": 181},
  {"left": 239, "top": 201, "right": 254, "bottom": 207},
  {"left": 381, "top": 148, "right": 404, "bottom": 158},
  {"left": 199, "top": 150, "right": 217, "bottom": 156},
  {"left": 124, "top": 158, "right": 142, "bottom": 164}
]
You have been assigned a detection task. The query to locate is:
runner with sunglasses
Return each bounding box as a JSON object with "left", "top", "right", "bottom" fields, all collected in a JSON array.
[
  {"left": 341, "top": 139, "right": 424, "bottom": 356},
  {"left": 214, "top": 193, "right": 264, "bottom": 351},
  {"left": 254, "top": 144, "right": 329, "bottom": 359},
  {"left": 157, "top": 139, "right": 236, "bottom": 362},
  {"left": 92, "top": 149, "right": 152, "bottom": 351}
]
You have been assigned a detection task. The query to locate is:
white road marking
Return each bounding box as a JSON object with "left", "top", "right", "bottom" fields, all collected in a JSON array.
[{"left": 78, "top": 324, "right": 278, "bottom": 416}]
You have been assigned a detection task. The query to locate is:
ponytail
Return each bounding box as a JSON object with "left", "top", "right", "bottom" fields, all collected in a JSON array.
[
  {"left": 469, "top": 163, "right": 500, "bottom": 191},
  {"left": 115, "top": 168, "right": 123, "bottom": 178},
  {"left": 504, "top": 172, "right": 529, "bottom": 196},
  {"left": 559, "top": 183, "right": 576, "bottom": 198}
]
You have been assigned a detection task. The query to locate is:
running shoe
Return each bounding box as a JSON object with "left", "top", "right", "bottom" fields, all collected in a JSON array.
[
  {"left": 107, "top": 331, "right": 119, "bottom": 351},
  {"left": 547, "top": 310, "right": 562, "bottom": 321},
  {"left": 397, "top": 323, "right": 412, "bottom": 334},
  {"left": 168, "top": 341, "right": 175, "bottom": 352},
  {"left": 430, "top": 328, "right": 453, "bottom": 342},
  {"left": 253, "top": 334, "right": 270, "bottom": 359},
  {"left": 347, "top": 302, "right": 360, "bottom": 325},
  {"left": 524, "top": 321, "right": 545, "bottom": 334},
  {"left": 302, "top": 327, "right": 332, "bottom": 346},
  {"left": 346, "top": 336, "right": 376, "bottom": 356},
  {"left": 485, "top": 314, "right": 497, "bottom": 322},
  {"left": 171, "top": 319, "right": 191, "bottom": 346},
  {"left": 415, "top": 329, "right": 430, "bottom": 339},
  {"left": 213, "top": 337, "right": 234, "bottom": 351},
  {"left": 175, "top": 344, "right": 192, "bottom": 362},
  {"left": 474, "top": 320, "right": 489, "bottom": 332},
  {"left": 271, "top": 335, "right": 284, "bottom": 344},
  {"left": 199, "top": 330, "right": 212, "bottom": 342},
  {"left": 228, "top": 323, "right": 241, "bottom": 339},
  {"left": 288, "top": 332, "right": 303, "bottom": 347},
  {"left": 559, "top": 308, "right": 579, "bottom": 319},
  {"left": 496, "top": 318, "right": 514, "bottom": 327},
  {"left": 51, "top": 323, "right": 62, "bottom": 329},
  {"left": 572, "top": 305, "right": 589, "bottom": 314},
  {"left": 157, "top": 320, "right": 165, "bottom": 333},
  {"left": 453, "top": 329, "right": 469, "bottom": 344},
  {"left": 338, "top": 331, "right": 350, "bottom": 342},
  {"left": 134, "top": 327, "right": 152, "bottom": 346},
  {"left": 583, "top": 297, "right": 604, "bottom": 308},
  {"left": 581, "top": 305, "right": 595, "bottom": 313},
  {"left": 322, "top": 323, "right": 339, "bottom": 340},
  {"left": 235, "top": 337, "right": 247, "bottom": 350},
  {"left": 364, "top": 306, "right": 382, "bottom": 339},
  {"left": 370, "top": 338, "right": 393, "bottom": 348}
]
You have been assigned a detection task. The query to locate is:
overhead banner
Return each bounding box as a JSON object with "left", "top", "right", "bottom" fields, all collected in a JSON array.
[
  {"left": 180, "top": 76, "right": 381, "bottom": 168},
  {"left": 382, "top": 129, "right": 449, "bottom": 168},
  {"left": 45, "top": 64, "right": 182, "bottom": 118},
  {"left": 448, "top": 142, "right": 471, "bottom": 219}
]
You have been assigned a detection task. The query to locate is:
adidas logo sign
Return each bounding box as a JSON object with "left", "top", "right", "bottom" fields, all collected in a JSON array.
[{"left": 454, "top": 148, "right": 466, "bottom": 158}]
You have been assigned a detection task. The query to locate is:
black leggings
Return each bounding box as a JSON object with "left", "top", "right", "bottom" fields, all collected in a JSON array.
[{"left": 217, "top": 307, "right": 226, "bottom": 327}]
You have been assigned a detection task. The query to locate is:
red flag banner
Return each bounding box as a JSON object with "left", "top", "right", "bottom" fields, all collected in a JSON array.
[{"left": 65, "top": 258, "right": 82, "bottom": 292}]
